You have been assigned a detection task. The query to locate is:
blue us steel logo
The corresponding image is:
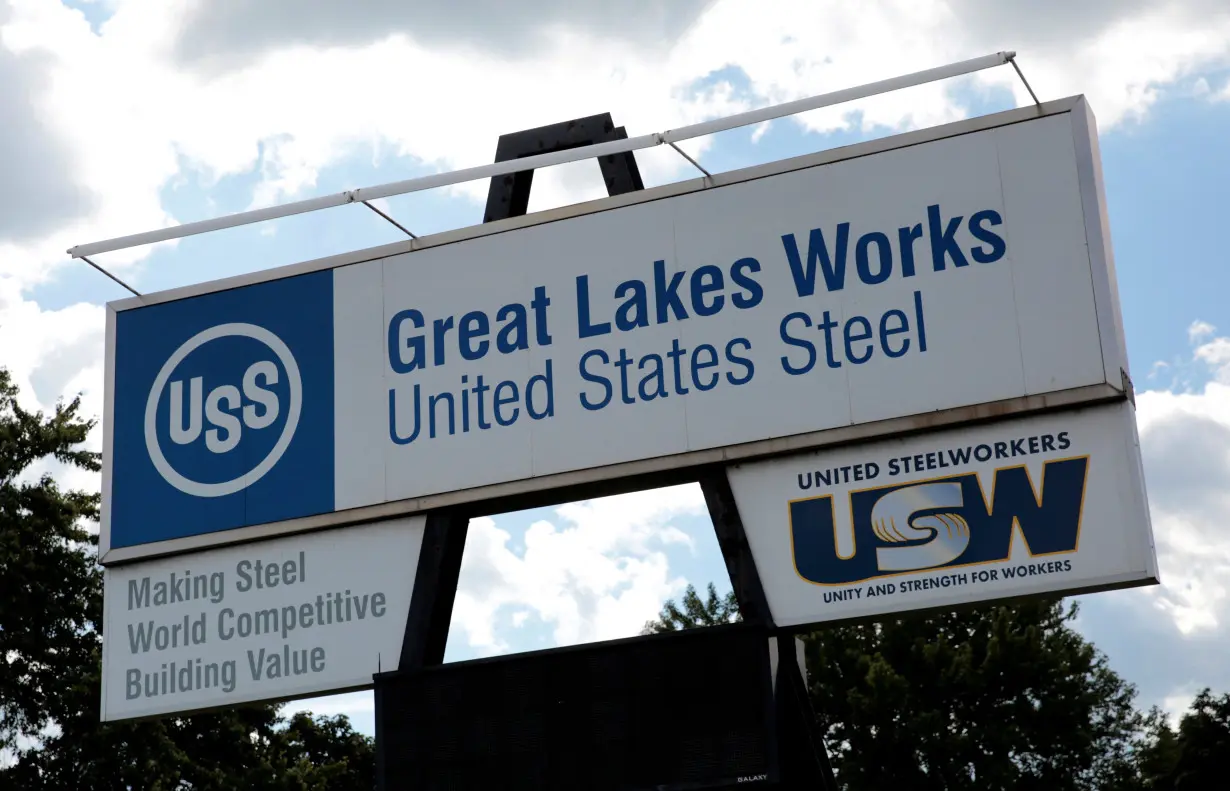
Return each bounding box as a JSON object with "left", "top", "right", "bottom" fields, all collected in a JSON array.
[{"left": 789, "top": 458, "right": 1089, "bottom": 585}]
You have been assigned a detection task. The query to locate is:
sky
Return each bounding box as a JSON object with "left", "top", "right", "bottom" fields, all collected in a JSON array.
[{"left": 2, "top": 0, "right": 1230, "bottom": 738}]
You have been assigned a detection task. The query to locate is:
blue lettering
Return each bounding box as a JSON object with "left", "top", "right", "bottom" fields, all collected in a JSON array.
[
  {"left": 879, "top": 309, "right": 910, "bottom": 358},
  {"left": 387, "top": 309, "right": 425, "bottom": 374},
  {"left": 495, "top": 303, "right": 529, "bottom": 354},
  {"left": 579, "top": 350, "right": 613, "bottom": 410},
  {"left": 458, "top": 311, "right": 489, "bottom": 361},
  {"left": 779, "top": 312, "right": 816, "bottom": 376},
  {"left": 428, "top": 390, "right": 454, "bottom": 438},
  {"left": 526, "top": 361, "right": 554, "bottom": 420},
  {"left": 667, "top": 339, "right": 688, "bottom": 395},
  {"left": 730, "top": 257, "right": 764, "bottom": 309},
  {"left": 968, "top": 209, "right": 1007, "bottom": 263},
  {"left": 576, "top": 275, "right": 611, "bottom": 338},
  {"left": 781, "top": 223, "right": 850, "bottom": 296},
  {"left": 690, "top": 265, "right": 724, "bottom": 317},
  {"left": 431, "top": 317, "right": 453, "bottom": 366},
  {"left": 637, "top": 354, "right": 668, "bottom": 401},
  {"left": 898, "top": 224, "right": 922, "bottom": 277},
  {"left": 724, "top": 338, "right": 754, "bottom": 385},
  {"left": 614, "top": 279, "right": 649, "bottom": 332},
  {"left": 493, "top": 381, "right": 519, "bottom": 426},
  {"left": 855, "top": 231, "right": 892, "bottom": 285},
  {"left": 614, "top": 348, "right": 637, "bottom": 405},
  {"left": 388, "top": 386, "right": 421, "bottom": 445},
  {"left": 691, "top": 344, "right": 720, "bottom": 391},
  {"left": 817, "top": 311, "right": 842, "bottom": 369},
  {"left": 653, "top": 259, "right": 689, "bottom": 324},
  {"left": 843, "top": 316, "right": 874, "bottom": 364},
  {"left": 530, "top": 285, "right": 552, "bottom": 346},
  {"left": 927, "top": 204, "right": 969, "bottom": 271}
]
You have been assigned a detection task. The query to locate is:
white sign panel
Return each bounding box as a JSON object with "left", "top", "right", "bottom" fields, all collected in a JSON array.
[
  {"left": 100, "top": 517, "right": 424, "bottom": 720},
  {"left": 104, "top": 99, "right": 1128, "bottom": 560},
  {"left": 726, "top": 401, "right": 1158, "bottom": 626}
]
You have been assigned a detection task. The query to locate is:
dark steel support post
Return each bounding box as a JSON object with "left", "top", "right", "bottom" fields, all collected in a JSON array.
[
  {"left": 377, "top": 114, "right": 646, "bottom": 791},
  {"left": 698, "top": 468, "right": 774, "bottom": 627},
  {"left": 700, "top": 468, "right": 839, "bottom": 789},
  {"left": 482, "top": 112, "right": 644, "bottom": 223},
  {"left": 378, "top": 110, "right": 837, "bottom": 790}
]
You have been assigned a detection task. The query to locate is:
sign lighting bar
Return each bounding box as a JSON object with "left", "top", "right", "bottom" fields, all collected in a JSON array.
[{"left": 68, "top": 51, "right": 1017, "bottom": 260}]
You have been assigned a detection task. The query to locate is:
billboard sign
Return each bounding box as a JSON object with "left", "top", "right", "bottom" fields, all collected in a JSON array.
[
  {"left": 725, "top": 400, "right": 1158, "bottom": 627},
  {"left": 101, "top": 97, "right": 1127, "bottom": 563},
  {"left": 100, "top": 517, "right": 424, "bottom": 721}
]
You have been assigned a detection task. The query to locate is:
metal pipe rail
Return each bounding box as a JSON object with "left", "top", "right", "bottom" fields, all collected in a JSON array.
[{"left": 68, "top": 51, "right": 1019, "bottom": 260}]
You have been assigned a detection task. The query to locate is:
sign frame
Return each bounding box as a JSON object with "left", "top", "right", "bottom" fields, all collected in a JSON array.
[
  {"left": 100, "top": 95, "right": 1129, "bottom": 566},
  {"left": 725, "top": 398, "right": 1158, "bottom": 629}
]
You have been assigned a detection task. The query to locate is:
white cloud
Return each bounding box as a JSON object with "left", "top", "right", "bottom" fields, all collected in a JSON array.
[
  {"left": 449, "top": 484, "right": 705, "bottom": 653},
  {"left": 285, "top": 690, "right": 374, "bottom": 719},
  {"left": 1162, "top": 688, "right": 1199, "bottom": 727},
  {"left": 1131, "top": 323, "right": 1230, "bottom": 635},
  {"left": 171, "top": 0, "right": 715, "bottom": 70},
  {"left": 0, "top": 277, "right": 105, "bottom": 497},
  {"left": 1188, "top": 319, "right": 1216, "bottom": 344},
  {"left": 1, "top": 0, "right": 1227, "bottom": 294}
]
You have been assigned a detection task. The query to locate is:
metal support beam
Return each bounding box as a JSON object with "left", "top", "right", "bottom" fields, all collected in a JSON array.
[
  {"left": 482, "top": 112, "right": 643, "bottom": 222},
  {"left": 699, "top": 468, "right": 774, "bottom": 627},
  {"left": 80, "top": 255, "right": 141, "bottom": 298},
  {"left": 398, "top": 512, "right": 468, "bottom": 671},
  {"left": 68, "top": 51, "right": 1016, "bottom": 259},
  {"left": 667, "top": 141, "right": 712, "bottom": 179},
  {"left": 362, "top": 200, "right": 418, "bottom": 239},
  {"left": 1008, "top": 53, "right": 1043, "bottom": 108}
]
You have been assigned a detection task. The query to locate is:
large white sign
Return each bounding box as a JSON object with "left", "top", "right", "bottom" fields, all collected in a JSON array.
[
  {"left": 100, "top": 518, "right": 424, "bottom": 720},
  {"left": 726, "top": 400, "right": 1158, "bottom": 626},
  {"left": 103, "top": 98, "right": 1127, "bottom": 560}
]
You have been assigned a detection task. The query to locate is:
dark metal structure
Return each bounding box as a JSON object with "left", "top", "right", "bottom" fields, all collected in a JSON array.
[{"left": 374, "top": 113, "right": 838, "bottom": 790}]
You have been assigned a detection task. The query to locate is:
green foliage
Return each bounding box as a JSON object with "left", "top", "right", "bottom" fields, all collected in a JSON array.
[
  {"left": 1130, "top": 689, "right": 1230, "bottom": 789},
  {"left": 0, "top": 368, "right": 375, "bottom": 789},
  {"left": 643, "top": 582, "right": 1230, "bottom": 791},
  {"left": 0, "top": 368, "right": 101, "bottom": 751},
  {"left": 642, "top": 582, "right": 741, "bottom": 634},
  {"left": 805, "top": 599, "right": 1149, "bottom": 790}
]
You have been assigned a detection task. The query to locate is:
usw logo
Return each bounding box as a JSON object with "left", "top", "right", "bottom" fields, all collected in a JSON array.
[
  {"left": 143, "top": 323, "right": 302, "bottom": 499},
  {"left": 789, "top": 458, "right": 1089, "bottom": 586}
]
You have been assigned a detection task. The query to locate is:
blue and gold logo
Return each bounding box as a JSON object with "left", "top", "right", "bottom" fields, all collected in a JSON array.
[{"left": 789, "top": 458, "right": 1089, "bottom": 586}]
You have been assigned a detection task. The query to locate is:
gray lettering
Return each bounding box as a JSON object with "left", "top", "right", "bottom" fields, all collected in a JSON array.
[
  {"left": 209, "top": 572, "right": 225, "bottom": 603},
  {"left": 248, "top": 648, "right": 266, "bottom": 680},
  {"left": 128, "top": 577, "right": 150, "bottom": 610},
  {"left": 128, "top": 621, "right": 154, "bottom": 654},
  {"left": 280, "top": 605, "right": 297, "bottom": 639},
  {"left": 235, "top": 560, "right": 253, "bottom": 592},
  {"left": 254, "top": 607, "right": 279, "bottom": 635}
]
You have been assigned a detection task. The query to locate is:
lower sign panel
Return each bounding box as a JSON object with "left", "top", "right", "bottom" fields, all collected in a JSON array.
[
  {"left": 100, "top": 517, "right": 424, "bottom": 721},
  {"left": 727, "top": 400, "right": 1159, "bottom": 627}
]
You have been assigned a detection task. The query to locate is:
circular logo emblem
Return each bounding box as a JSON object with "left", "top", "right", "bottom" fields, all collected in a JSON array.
[{"left": 144, "top": 323, "right": 302, "bottom": 498}]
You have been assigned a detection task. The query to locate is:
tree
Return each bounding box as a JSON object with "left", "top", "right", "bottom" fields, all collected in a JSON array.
[
  {"left": 1132, "top": 689, "right": 1230, "bottom": 789},
  {"left": 807, "top": 599, "right": 1149, "bottom": 790},
  {"left": 0, "top": 367, "right": 101, "bottom": 753},
  {"left": 0, "top": 368, "right": 374, "bottom": 789},
  {"left": 642, "top": 582, "right": 741, "bottom": 634},
  {"left": 644, "top": 583, "right": 1152, "bottom": 790}
]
